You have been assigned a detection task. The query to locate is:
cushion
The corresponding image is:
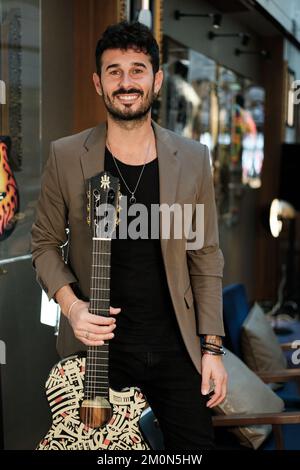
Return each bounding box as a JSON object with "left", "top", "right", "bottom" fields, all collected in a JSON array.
[
  {"left": 241, "top": 302, "right": 287, "bottom": 372},
  {"left": 214, "top": 349, "right": 285, "bottom": 449}
]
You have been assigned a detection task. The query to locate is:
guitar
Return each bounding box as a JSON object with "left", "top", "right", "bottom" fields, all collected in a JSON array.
[{"left": 37, "top": 171, "right": 150, "bottom": 450}]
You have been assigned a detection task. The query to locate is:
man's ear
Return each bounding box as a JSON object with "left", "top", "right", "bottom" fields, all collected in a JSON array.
[
  {"left": 93, "top": 72, "right": 102, "bottom": 96},
  {"left": 154, "top": 69, "right": 164, "bottom": 94}
]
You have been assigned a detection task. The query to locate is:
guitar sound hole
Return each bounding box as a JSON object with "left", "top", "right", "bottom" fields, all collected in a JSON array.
[{"left": 80, "top": 399, "right": 113, "bottom": 429}]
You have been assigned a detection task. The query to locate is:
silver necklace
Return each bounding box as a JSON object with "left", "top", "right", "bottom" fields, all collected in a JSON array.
[{"left": 106, "top": 138, "right": 152, "bottom": 204}]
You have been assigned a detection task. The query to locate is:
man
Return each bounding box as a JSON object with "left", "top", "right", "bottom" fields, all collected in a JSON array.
[{"left": 31, "top": 21, "right": 227, "bottom": 450}]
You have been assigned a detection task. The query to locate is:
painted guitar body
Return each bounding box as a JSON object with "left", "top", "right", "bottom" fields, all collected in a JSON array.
[
  {"left": 37, "top": 354, "right": 150, "bottom": 450},
  {"left": 0, "top": 139, "right": 19, "bottom": 239}
]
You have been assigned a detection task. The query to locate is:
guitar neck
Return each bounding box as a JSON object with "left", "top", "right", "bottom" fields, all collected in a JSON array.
[{"left": 85, "top": 238, "right": 111, "bottom": 400}]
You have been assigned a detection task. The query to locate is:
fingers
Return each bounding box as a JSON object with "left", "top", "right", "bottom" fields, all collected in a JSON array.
[
  {"left": 88, "top": 307, "right": 121, "bottom": 324},
  {"left": 206, "top": 375, "right": 228, "bottom": 408},
  {"left": 201, "top": 370, "right": 211, "bottom": 396},
  {"left": 78, "top": 330, "right": 116, "bottom": 346},
  {"left": 68, "top": 302, "right": 121, "bottom": 345},
  {"left": 110, "top": 306, "right": 121, "bottom": 315},
  {"left": 75, "top": 320, "right": 117, "bottom": 345},
  {"left": 84, "top": 322, "right": 117, "bottom": 335},
  {"left": 88, "top": 315, "right": 117, "bottom": 328}
]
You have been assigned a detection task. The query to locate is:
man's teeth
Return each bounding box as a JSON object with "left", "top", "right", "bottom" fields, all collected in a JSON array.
[{"left": 117, "top": 94, "right": 140, "bottom": 101}]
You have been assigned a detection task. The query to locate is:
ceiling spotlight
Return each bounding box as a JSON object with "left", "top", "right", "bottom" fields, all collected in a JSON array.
[
  {"left": 212, "top": 13, "right": 222, "bottom": 29},
  {"left": 174, "top": 10, "right": 222, "bottom": 29},
  {"left": 242, "top": 33, "right": 250, "bottom": 46},
  {"left": 208, "top": 31, "right": 251, "bottom": 46}
]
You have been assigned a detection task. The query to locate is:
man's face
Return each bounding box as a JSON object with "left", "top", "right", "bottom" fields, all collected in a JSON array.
[{"left": 93, "top": 48, "right": 163, "bottom": 122}]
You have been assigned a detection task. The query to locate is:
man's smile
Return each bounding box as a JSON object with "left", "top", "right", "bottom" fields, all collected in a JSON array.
[{"left": 115, "top": 93, "right": 141, "bottom": 104}]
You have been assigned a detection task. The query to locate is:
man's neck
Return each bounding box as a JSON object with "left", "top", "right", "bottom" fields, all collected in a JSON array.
[{"left": 106, "top": 113, "right": 156, "bottom": 165}]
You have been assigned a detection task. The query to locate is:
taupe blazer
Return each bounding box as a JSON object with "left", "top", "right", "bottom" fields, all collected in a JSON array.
[{"left": 31, "top": 120, "right": 224, "bottom": 374}]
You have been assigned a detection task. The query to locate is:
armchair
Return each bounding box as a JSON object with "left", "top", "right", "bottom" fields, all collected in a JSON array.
[{"left": 223, "top": 284, "right": 300, "bottom": 407}]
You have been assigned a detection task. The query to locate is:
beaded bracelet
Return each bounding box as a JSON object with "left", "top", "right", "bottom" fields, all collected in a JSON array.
[
  {"left": 202, "top": 348, "right": 226, "bottom": 356},
  {"left": 202, "top": 341, "right": 223, "bottom": 349},
  {"left": 201, "top": 345, "right": 226, "bottom": 356}
]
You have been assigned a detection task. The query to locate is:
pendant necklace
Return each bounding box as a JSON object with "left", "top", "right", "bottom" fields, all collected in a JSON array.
[{"left": 106, "top": 136, "right": 153, "bottom": 204}]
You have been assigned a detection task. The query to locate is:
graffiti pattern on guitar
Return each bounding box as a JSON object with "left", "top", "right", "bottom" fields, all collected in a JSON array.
[
  {"left": 0, "top": 140, "right": 19, "bottom": 239},
  {"left": 37, "top": 355, "right": 150, "bottom": 450}
]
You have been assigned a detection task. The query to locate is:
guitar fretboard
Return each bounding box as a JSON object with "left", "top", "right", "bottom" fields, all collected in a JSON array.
[{"left": 84, "top": 238, "right": 111, "bottom": 400}]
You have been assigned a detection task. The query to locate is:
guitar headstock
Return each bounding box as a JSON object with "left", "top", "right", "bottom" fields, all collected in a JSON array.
[{"left": 87, "top": 171, "right": 120, "bottom": 239}]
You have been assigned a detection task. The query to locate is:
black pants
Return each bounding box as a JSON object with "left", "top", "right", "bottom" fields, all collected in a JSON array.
[{"left": 108, "top": 347, "right": 215, "bottom": 450}]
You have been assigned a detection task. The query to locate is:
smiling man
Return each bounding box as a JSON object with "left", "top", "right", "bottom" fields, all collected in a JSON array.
[{"left": 31, "top": 21, "right": 227, "bottom": 450}]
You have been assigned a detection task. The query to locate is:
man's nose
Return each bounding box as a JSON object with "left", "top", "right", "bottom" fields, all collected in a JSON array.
[{"left": 119, "top": 72, "right": 135, "bottom": 88}]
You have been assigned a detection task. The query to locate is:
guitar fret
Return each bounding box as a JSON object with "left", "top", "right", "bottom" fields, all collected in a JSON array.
[
  {"left": 86, "top": 366, "right": 109, "bottom": 369},
  {"left": 91, "top": 265, "right": 110, "bottom": 270},
  {"left": 85, "top": 373, "right": 108, "bottom": 376},
  {"left": 85, "top": 372, "right": 108, "bottom": 376},
  {"left": 87, "top": 355, "right": 108, "bottom": 357},
  {"left": 89, "top": 364, "right": 109, "bottom": 367},
  {"left": 87, "top": 356, "right": 108, "bottom": 358},
  {"left": 85, "top": 371, "right": 107, "bottom": 377},
  {"left": 85, "top": 388, "right": 108, "bottom": 392},
  {"left": 85, "top": 380, "right": 109, "bottom": 383},
  {"left": 87, "top": 354, "right": 108, "bottom": 357},
  {"left": 88, "top": 361, "right": 109, "bottom": 368},
  {"left": 91, "top": 287, "right": 109, "bottom": 291}
]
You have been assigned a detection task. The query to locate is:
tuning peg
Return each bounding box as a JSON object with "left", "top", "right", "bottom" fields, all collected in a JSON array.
[{"left": 86, "top": 188, "right": 91, "bottom": 226}]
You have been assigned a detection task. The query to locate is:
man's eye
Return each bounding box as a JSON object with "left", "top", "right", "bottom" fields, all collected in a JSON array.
[
  {"left": 132, "top": 69, "right": 143, "bottom": 74},
  {"left": 110, "top": 70, "right": 120, "bottom": 75}
]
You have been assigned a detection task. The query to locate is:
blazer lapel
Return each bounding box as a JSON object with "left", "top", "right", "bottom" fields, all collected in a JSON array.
[
  {"left": 152, "top": 121, "right": 180, "bottom": 259},
  {"left": 79, "top": 122, "right": 107, "bottom": 184}
]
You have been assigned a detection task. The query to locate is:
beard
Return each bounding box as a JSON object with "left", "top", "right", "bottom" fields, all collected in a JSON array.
[{"left": 100, "top": 83, "right": 157, "bottom": 123}]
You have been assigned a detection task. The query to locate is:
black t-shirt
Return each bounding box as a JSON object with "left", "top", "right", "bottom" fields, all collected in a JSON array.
[{"left": 104, "top": 146, "right": 184, "bottom": 352}]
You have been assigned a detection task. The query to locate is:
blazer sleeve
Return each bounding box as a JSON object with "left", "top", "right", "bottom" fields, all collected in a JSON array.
[
  {"left": 30, "top": 142, "right": 77, "bottom": 301},
  {"left": 186, "top": 145, "right": 225, "bottom": 336}
]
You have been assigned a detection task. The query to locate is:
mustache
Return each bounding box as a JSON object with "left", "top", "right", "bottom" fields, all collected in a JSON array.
[{"left": 112, "top": 88, "right": 143, "bottom": 97}]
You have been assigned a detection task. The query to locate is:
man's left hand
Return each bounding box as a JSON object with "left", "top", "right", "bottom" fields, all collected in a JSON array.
[{"left": 201, "top": 354, "right": 227, "bottom": 408}]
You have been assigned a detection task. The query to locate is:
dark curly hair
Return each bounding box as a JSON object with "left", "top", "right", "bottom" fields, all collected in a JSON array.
[{"left": 95, "top": 21, "right": 160, "bottom": 76}]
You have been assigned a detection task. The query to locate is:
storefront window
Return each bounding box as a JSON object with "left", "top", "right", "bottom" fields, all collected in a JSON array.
[{"left": 161, "top": 36, "right": 265, "bottom": 224}]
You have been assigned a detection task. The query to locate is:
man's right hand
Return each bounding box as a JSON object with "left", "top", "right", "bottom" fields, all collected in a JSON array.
[{"left": 67, "top": 300, "right": 121, "bottom": 346}]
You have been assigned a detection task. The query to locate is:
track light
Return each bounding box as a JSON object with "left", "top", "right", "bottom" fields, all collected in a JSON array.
[
  {"left": 174, "top": 10, "right": 222, "bottom": 29},
  {"left": 208, "top": 31, "right": 251, "bottom": 46},
  {"left": 235, "top": 48, "right": 270, "bottom": 59}
]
